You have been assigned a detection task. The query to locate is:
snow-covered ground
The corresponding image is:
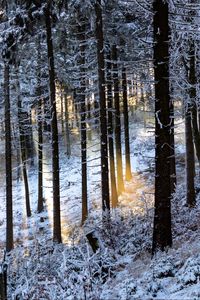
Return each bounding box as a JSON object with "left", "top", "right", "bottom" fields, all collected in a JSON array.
[
  {"left": 0, "top": 117, "right": 155, "bottom": 252},
  {"left": 1, "top": 114, "right": 200, "bottom": 299},
  {"left": 6, "top": 183, "right": 200, "bottom": 299}
]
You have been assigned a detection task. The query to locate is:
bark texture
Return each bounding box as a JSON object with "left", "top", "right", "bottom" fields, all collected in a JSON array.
[
  {"left": 4, "top": 63, "right": 13, "bottom": 252},
  {"left": 107, "top": 52, "right": 118, "bottom": 207},
  {"left": 45, "top": 1, "right": 62, "bottom": 243},
  {"left": 112, "top": 45, "right": 124, "bottom": 195},
  {"left": 122, "top": 67, "right": 132, "bottom": 181},
  {"left": 152, "top": 0, "right": 172, "bottom": 253},
  {"left": 185, "top": 108, "right": 196, "bottom": 207},
  {"left": 77, "top": 13, "right": 88, "bottom": 223},
  {"left": 95, "top": 0, "right": 110, "bottom": 211}
]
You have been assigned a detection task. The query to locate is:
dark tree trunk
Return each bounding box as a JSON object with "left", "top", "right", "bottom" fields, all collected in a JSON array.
[
  {"left": 122, "top": 67, "right": 132, "bottom": 181},
  {"left": 26, "top": 112, "right": 35, "bottom": 166},
  {"left": 152, "top": 0, "right": 172, "bottom": 254},
  {"left": 45, "top": 1, "right": 62, "bottom": 243},
  {"left": 4, "top": 63, "right": 13, "bottom": 252},
  {"left": 198, "top": 108, "right": 200, "bottom": 133},
  {"left": 17, "top": 74, "right": 31, "bottom": 218},
  {"left": 95, "top": 0, "right": 110, "bottom": 211},
  {"left": 170, "top": 99, "right": 176, "bottom": 193},
  {"left": 37, "top": 96, "right": 43, "bottom": 213},
  {"left": 80, "top": 89, "right": 87, "bottom": 223},
  {"left": 112, "top": 45, "right": 124, "bottom": 195},
  {"left": 77, "top": 14, "right": 88, "bottom": 223},
  {"left": 107, "top": 52, "right": 118, "bottom": 207},
  {"left": 189, "top": 41, "right": 200, "bottom": 165},
  {"left": 87, "top": 97, "right": 91, "bottom": 121},
  {"left": 37, "top": 41, "right": 44, "bottom": 213},
  {"left": 64, "top": 87, "right": 71, "bottom": 158},
  {"left": 135, "top": 76, "right": 139, "bottom": 111},
  {"left": 0, "top": 263, "right": 7, "bottom": 300},
  {"left": 185, "top": 108, "right": 196, "bottom": 207},
  {"left": 60, "top": 89, "right": 65, "bottom": 135}
]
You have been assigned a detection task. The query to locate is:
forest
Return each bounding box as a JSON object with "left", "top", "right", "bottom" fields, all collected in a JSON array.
[{"left": 0, "top": 0, "right": 200, "bottom": 299}]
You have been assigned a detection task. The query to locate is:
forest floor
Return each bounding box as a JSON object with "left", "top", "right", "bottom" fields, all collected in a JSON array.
[
  {"left": 1, "top": 114, "right": 200, "bottom": 299},
  {"left": 0, "top": 116, "right": 157, "bottom": 252}
]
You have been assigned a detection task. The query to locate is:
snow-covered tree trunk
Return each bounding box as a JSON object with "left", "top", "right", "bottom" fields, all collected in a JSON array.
[
  {"left": 185, "top": 107, "right": 196, "bottom": 207},
  {"left": 64, "top": 87, "right": 71, "bottom": 158},
  {"left": 4, "top": 62, "right": 13, "bottom": 252},
  {"left": 16, "top": 68, "right": 31, "bottom": 217},
  {"left": 37, "top": 39, "right": 44, "bottom": 213},
  {"left": 122, "top": 67, "right": 132, "bottom": 181},
  {"left": 152, "top": 0, "right": 172, "bottom": 254},
  {"left": 112, "top": 44, "right": 124, "bottom": 195},
  {"left": 170, "top": 98, "right": 176, "bottom": 193},
  {"left": 107, "top": 52, "right": 118, "bottom": 207},
  {"left": 77, "top": 14, "right": 88, "bottom": 223},
  {"left": 95, "top": 0, "right": 110, "bottom": 211},
  {"left": 45, "top": 0, "right": 62, "bottom": 243},
  {"left": 189, "top": 41, "right": 200, "bottom": 166}
]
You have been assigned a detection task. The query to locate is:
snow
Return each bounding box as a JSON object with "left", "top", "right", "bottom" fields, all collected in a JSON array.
[{"left": 0, "top": 114, "right": 200, "bottom": 299}]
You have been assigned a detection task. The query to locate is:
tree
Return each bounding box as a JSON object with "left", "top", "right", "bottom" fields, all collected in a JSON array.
[
  {"left": 112, "top": 44, "right": 125, "bottom": 195},
  {"left": 185, "top": 104, "right": 196, "bottom": 207},
  {"left": 182, "top": 44, "right": 196, "bottom": 208},
  {"left": 37, "top": 37, "right": 44, "bottom": 213},
  {"left": 4, "top": 62, "right": 13, "bottom": 252},
  {"left": 45, "top": 0, "right": 62, "bottom": 243},
  {"left": 16, "top": 67, "right": 31, "bottom": 217},
  {"left": 106, "top": 51, "right": 118, "bottom": 207},
  {"left": 77, "top": 11, "right": 88, "bottom": 223},
  {"left": 152, "top": 0, "right": 172, "bottom": 253},
  {"left": 169, "top": 97, "right": 176, "bottom": 193},
  {"left": 122, "top": 67, "right": 132, "bottom": 181},
  {"left": 95, "top": 0, "right": 110, "bottom": 211},
  {"left": 189, "top": 40, "right": 200, "bottom": 167}
]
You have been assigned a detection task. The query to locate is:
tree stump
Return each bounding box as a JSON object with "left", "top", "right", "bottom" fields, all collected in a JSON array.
[{"left": 86, "top": 232, "right": 99, "bottom": 253}]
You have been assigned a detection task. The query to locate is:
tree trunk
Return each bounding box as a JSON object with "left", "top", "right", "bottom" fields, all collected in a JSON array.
[
  {"left": 122, "top": 67, "right": 132, "bottom": 181},
  {"left": 107, "top": 52, "right": 118, "bottom": 207},
  {"left": 95, "top": 0, "right": 110, "bottom": 211},
  {"left": 37, "top": 40, "right": 44, "bottom": 213},
  {"left": 45, "top": 1, "right": 62, "bottom": 243},
  {"left": 37, "top": 96, "right": 43, "bottom": 213},
  {"left": 185, "top": 108, "right": 196, "bottom": 207},
  {"left": 60, "top": 89, "right": 65, "bottom": 135},
  {"left": 0, "top": 266, "right": 7, "bottom": 300},
  {"left": 77, "top": 14, "right": 88, "bottom": 223},
  {"left": 189, "top": 41, "right": 200, "bottom": 165},
  {"left": 4, "top": 63, "right": 13, "bottom": 252},
  {"left": 16, "top": 69, "right": 31, "bottom": 217},
  {"left": 152, "top": 0, "right": 172, "bottom": 254},
  {"left": 112, "top": 45, "right": 124, "bottom": 195},
  {"left": 170, "top": 99, "right": 176, "bottom": 193},
  {"left": 26, "top": 112, "right": 35, "bottom": 166},
  {"left": 64, "top": 88, "right": 71, "bottom": 158}
]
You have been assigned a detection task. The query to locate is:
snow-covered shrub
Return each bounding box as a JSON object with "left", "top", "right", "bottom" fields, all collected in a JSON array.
[{"left": 178, "top": 256, "right": 200, "bottom": 285}]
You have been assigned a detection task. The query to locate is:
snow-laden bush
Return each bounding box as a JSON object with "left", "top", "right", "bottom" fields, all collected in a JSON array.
[
  {"left": 7, "top": 238, "right": 119, "bottom": 299},
  {"left": 178, "top": 256, "right": 200, "bottom": 285},
  {"left": 6, "top": 185, "right": 200, "bottom": 299}
]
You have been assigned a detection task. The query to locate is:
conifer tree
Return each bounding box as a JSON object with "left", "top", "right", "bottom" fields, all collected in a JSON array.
[{"left": 152, "top": 0, "right": 172, "bottom": 253}]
